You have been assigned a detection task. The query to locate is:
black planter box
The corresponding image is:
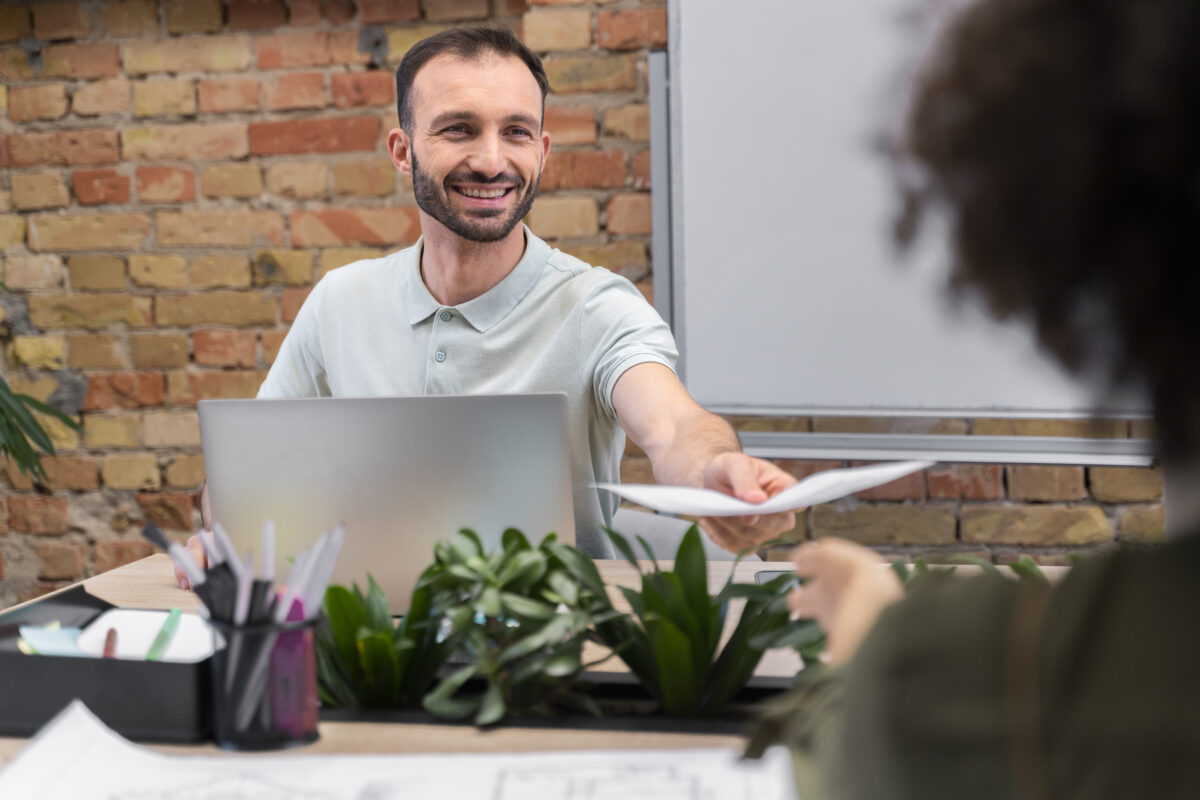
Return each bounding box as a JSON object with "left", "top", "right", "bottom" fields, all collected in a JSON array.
[
  {"left": 0, "top": 586, "right": 212, "bottom": 743},
  {"left": 320, "top": 669, "right": 790, "bottom": 736}
]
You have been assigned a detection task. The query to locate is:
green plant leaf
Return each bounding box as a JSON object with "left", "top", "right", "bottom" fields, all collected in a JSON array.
[
  {"left": 951, "top": 555, "right": 1002, "bottom": 576},
  {"left": 314, "top": 630, "right": 358, "bottom": 708},
  {"left": 545, "top": 541, "right": 607, "bottom": 599},
  {"left": 323, "top": 585, "right": 368, "bottom": 675},
  {"left": 423, "top": 663, "right": 479, "bottom": 719},
  {"left": 604, "top": 527, "right": 645, "bottom": 572},
  {"left": 543, "top": 647, "right": 581, "bottom": 677},
  {"left": 501, "top": 527, "right": 531, "bottom": 552},
  {"left": 449, "top": 529, "right": 484, "bottom": 561},
  {"left": 357, "top": 631, "right": 401, "bottom": 706},
  {"left": 495, "top": 549, "right": 547, "bottom": 592},
  {"left": 475, "top": 682, "right": 506, "bottom": 726},
  {"left": 499, "top": 591, "right": 555, "bottom": 620},
  {"left": 363, "top": 574, "right": 393, "bottom": 633},
  {"left": 1008, "top": 556, "right": 1050, "bottom": 584},
  {"left": 477, "top": 586, "right": 502, "bottom": 618},
  {"left": 545, "top": 569, "right": 579, "bottom": 606},
  {"left": 646, "top": 616, "right": 698, "bottom": 716}
]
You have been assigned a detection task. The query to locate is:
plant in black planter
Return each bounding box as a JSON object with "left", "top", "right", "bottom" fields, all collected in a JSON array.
[
  {"left": 557, "top": 524, "right": 810, "bottom": 717},
  {"left": 316, "top": 574, "right": 449, "bottom": 709},
  {"left": 417, "top": 528, "right": 620, "bottom": 726}
]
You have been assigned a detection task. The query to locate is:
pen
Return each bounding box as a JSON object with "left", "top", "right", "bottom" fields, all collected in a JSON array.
[
  {"left": 145, "top": 608, "right": 181, "bottom": 662},
  {"left": 102, "top": 628, "right": 118, "bottom": 659},
  {"left": 141, "top": 523, "right": 205, "bottom": 592}
]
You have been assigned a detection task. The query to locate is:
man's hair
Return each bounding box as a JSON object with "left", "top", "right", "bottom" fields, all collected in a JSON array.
[
  {"left": 394, "top": 25, "right": 550, "bottom": 134},
  {"left": 897, "top": 0, "right": 1200, "bottom": 460}
]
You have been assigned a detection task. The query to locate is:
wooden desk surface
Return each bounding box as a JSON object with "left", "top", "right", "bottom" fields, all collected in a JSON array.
[{"left": 0, "top": 554, "right": 797, "bottom": 761}]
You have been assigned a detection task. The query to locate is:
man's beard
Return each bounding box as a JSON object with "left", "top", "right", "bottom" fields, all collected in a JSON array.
[{"left": 411, "top": 150, "right": 540, "bottom": 243}]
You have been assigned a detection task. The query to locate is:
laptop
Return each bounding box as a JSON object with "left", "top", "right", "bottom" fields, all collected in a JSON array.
[{"left": 198, "top": 394, "right": 575, "bottom": 611}]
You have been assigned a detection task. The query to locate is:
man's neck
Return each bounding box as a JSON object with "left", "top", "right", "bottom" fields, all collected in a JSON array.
[{"left": 418, "top": 217, "right": 527, "bottom": 306}]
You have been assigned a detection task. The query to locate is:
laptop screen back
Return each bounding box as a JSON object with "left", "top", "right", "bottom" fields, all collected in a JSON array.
[{"left": 198, "top": 394, "right": 575, "bottom": 611}]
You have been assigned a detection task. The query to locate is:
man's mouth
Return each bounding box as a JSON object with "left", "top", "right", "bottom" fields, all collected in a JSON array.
[{"left": 453, "top": 186, "right": 513, "bottom": 199}]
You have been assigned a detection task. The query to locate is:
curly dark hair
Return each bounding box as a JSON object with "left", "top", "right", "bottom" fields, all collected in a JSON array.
[{"left": 899, "top": 0, "right": 1200, "bottom": 461}]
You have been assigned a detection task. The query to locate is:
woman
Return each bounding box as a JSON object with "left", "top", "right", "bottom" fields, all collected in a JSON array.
[{"left": 783, "top": 0, "right": 1200, "bottom": 796}]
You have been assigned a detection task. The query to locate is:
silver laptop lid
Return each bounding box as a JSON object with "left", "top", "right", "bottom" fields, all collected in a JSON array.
[{"left": 198, "top": 394, "right": 575, "bottom": 612}]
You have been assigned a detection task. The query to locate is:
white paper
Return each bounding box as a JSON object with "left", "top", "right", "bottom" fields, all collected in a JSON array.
[
  {"left": 0, "top": 701, "right": 799, "bottom": 799},
  {"left": 596, "top": 459, "right": 935, "bottom": 516}
]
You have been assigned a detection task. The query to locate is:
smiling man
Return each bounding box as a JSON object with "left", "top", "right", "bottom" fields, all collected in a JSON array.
[{"left": 248, "top": 25, "right": 796, "bottom": 560}]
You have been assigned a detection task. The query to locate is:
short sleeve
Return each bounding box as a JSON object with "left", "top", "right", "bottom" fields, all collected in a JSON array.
[{"left": 579, "top": 274, "right": 679, "bottom": 418}]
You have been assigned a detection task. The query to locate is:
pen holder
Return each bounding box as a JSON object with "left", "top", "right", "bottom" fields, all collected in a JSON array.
[{"left": 209, "top": 617, "right": 319, "bottom": 751}]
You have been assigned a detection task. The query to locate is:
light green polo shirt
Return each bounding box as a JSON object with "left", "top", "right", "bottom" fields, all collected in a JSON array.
[{"left": 258, "top": 227, "right": 678, "bottom": 556}]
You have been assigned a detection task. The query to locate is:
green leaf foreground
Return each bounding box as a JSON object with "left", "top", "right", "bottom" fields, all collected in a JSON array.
[{"left": 317, "top": 523, "right": 815, "bottom": 725}]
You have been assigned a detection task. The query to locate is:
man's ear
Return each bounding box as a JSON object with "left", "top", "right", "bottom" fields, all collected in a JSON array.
[
  {"left": 388, "top": 127, "right": 413, "bottom": 177},
  {"left": 540, "top": 129, "right": 551, "bottom": 168}
]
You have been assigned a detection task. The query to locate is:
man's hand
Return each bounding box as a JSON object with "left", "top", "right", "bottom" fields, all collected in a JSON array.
[
  {"left": 699, "top": 451, "right": 798, "bottom": 552},
  {"left": 788, "top": 538, "right": 904, "bottom": 665}
]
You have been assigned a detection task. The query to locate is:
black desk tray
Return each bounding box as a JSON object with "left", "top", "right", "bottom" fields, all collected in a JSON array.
[{"left": 0, "top": 586, "right": 212, "bottom": 743}]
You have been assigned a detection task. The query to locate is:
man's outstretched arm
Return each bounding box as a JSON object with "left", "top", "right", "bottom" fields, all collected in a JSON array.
[{"left": 611, "top": 362, "right": 798, "bottom": 553}]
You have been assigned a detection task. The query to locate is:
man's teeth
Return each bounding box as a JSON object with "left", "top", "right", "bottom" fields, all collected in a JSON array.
[{"left": 457, "top": 187, "right": 508, "bottom": 199}]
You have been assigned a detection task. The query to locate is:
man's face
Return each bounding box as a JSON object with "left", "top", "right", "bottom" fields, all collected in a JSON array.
[{"left": 393, "top": 53, "right": 551, "bottom": 243}]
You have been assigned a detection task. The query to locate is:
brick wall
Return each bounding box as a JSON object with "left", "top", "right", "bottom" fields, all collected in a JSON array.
[{"left": 0, "top": 1, "right": 1162, "bottom": 608}]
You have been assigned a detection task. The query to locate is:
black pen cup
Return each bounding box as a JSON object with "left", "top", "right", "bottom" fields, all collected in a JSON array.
[{"left": 209, "top": 617, "right": 320, "bottom": 751}]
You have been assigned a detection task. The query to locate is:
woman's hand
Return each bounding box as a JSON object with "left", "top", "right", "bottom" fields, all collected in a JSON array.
[{"left": 789, "top": 538, "right": 905, "bottom": 665}]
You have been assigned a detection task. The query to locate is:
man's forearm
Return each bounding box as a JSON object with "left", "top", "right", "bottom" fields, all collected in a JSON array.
[{"left": 643, "top": 409, "right": 742, "bottom": 488}]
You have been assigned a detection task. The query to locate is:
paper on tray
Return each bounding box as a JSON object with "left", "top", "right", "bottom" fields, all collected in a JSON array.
[{"left": 596, "top": 459, "right": 935, "bottom": 516}]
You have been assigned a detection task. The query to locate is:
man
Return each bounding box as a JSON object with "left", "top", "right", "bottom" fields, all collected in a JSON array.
[{"left": 179, "top": 25, "right": 793, "bottom": 584}]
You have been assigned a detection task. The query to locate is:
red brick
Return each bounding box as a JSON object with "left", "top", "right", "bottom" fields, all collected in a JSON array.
[
  {"left": 74, "top": 169, "right": 132, "bottom": 206},
  {"left": 124, "top": 35, "right": 253, "bottom": 74},
  {"left": 288, "top": 0, "right": 321, "bottom": 24},
  {"left": 332, "top": 159, "right": 396, "bottom": 197},
  {"left": 42, "top": 43, "right": 120, "bottom": 79},
  {"left": 424, "top": 0, "right": 489, "bottom": 21},
  {"left": 165, "top": 0, "right": 222, "bottom": 34},
  {"left": 8, "top": 84, "right": 69, "bottom": 122},
  {"left": 19, "top": 581, "right": 73, "bottom": 603},
  {"left": 33, "top": 2, "right": 91, "bottom": 41},
  {"left": 227, "top": 0, "right": 287, "bottom": 29},
  {"left": 73, "top": 78, "right": 132, "bottom": 115},
  {"left": 9, "top": 496, "right": 69, "bottom": 535},
  {"left": 137, "top": 166, "right": 196, "bottom": 203},
  {"left": 94, "top": 540, "right": 156, "bottom": 574},
  {"left": 29, "top": 213, "right": 151, "bottom": 251},
  {"left": 249, "top": 117, "right": 379, "bottom": 155},
  {"left": 597, "top": 8, "right": 667, "bottom": 50},
  {"left": 606, "top": 192, "right": 651, "bottom": 234},
  {"left": 198, "top": 78, "right": 261, "bottom": 113},
  {"left": 136, "top": 492, "right": 195, "bottom": 530},
  {"left": 36, "top": 541, "right": 86, "bottom": 580},
  {"left": 541, "top": 150, "right": 627, "bottom": 191},
  {"left": 6, "top": 456, "right": 98, "bottom": 492},
  {"left": 256, "top": 30, "right": 369, "bottom": 69},
  {"left": 166, "top": 370, "right": 268, "bottom": 405},
  {"left": 632, "top": 150, "right": 651, "bottom": 189},
  {"left": 291, "top": 207, "right": 421, "bottom": 246},
  {"left": 99, "top": 1, "right": 158, "bottom": 37},
  {"left": 332, "top": 71, "right": 395, "bottom": 108},
  {"left": 10, "top": 130, "right": 119, "bottom": 167},
  {"left": 264, "top": 72, "right": 327, "bottom": 111},
  {"left": 281, "top": 287, "right": 313, "bottom": 323},
  {"left": 927, "top": 464, "right": 1004, "bottom": 500},
  {"left": 156, "top": 291, "right": 276, "bottom": 327},
  {"left": 359, "top": 0, "right": 421, "bottom": 22},
  {"left": 1008, "top": 465, "right": 1087, "bottom": 502},
  {"left": 194, "top": 330, "right": 257, "bottom": 367},
  {"left": 322, "top": 0, "right": 355, "bottom": 23},
  {"left": 776, "top": 460, "right": 844, "bottom": 481},
  {"left": 122, "top": 123, "right": 249, "bottom": 161},
  {"left": 545, "top": 105, "right": 597, "bottom": 145},
  {"left": 262, "top": 329, "right": 287, "bottom": 364},
  {"left": 83, "top": 372, "right": 166, "bottom": 411}
]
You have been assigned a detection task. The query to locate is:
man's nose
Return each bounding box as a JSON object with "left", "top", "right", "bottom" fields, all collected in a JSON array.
[{"left": 465, "top": 133, "right": 505, "bottom": 177}]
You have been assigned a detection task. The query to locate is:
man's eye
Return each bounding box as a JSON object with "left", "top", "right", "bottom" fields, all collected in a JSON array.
[
  {"left": 442, "top": 125, "right": 469, "bottom": 134},
  {"left": 507, "top": 127, "right": 532, "bottom": 138}
]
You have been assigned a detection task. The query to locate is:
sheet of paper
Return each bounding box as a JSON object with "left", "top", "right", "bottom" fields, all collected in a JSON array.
[
  {"left": 76, "top": 609, "right": 214, "bottom": 663},
  {"left": 0, "top": 701, "right": 799, "bottom": 799},
  {"left": 596, "top": 459, "right": 934, "bottom": 517}
]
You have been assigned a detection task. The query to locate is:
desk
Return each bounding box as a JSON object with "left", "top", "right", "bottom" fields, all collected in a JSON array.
[{"left": 0, "top": 554, "right": 797, "bottom": 762}]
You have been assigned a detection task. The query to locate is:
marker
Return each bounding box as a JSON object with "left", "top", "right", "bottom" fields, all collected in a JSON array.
[
  {"left": 102, "top": 628, "right": 118, "bottom": 659},
  {"left": 145, "top": 608, "right": 181, "bottom": 661}
]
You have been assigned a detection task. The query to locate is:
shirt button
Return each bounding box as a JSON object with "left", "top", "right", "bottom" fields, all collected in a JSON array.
[
  {"left": 434, "top": 350, "right": 446, "bottom": 363},
  {"left": 439, "top": 310, "right": 452, "bottom": 322}
]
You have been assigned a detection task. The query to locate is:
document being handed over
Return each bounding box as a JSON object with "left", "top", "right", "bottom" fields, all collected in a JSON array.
[{"left": 596, "top": 460, "right": 935, "bottom": 516}]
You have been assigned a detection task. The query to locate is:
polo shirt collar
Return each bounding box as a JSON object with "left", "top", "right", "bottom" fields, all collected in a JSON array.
[{"left": 403, "top": 225, "right": 551, "bottom": 333}]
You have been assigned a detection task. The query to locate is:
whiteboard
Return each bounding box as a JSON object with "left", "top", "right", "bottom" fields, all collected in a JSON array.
[{"left": 668, "top": 0, "right": 1146, "bottom": 418}]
